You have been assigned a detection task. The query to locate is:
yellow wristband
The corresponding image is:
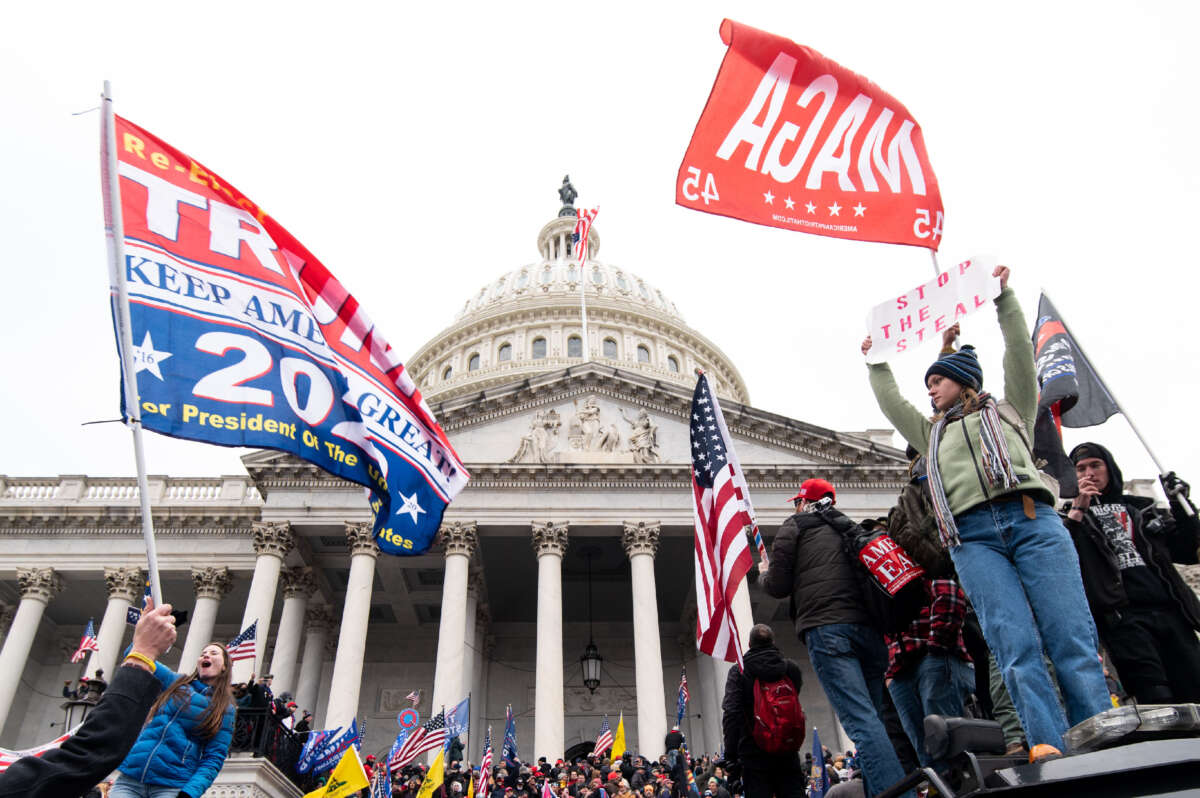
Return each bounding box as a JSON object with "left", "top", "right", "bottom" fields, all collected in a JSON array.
[{"left": 124, "top": 651, "right": 157, "bottom": 671}]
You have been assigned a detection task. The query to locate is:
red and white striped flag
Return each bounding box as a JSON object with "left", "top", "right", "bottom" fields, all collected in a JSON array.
[
  {"left": 690, "top": 373, "right": 755, "bottom": 668},
  {"left": 593, "top": 715, "right": 614, "bottom": 757},
  {"left": 573, "top": 207, "right": 598, "bottom": 266},
  {"left": 475, "top": 726, "right": 493, "bottom": 796},
  {"left": 0, "top": 723, "right": 83, "bottom": 773},
  {"left": 390, "top": 710, "right": 446, "bottom": 771},
  {"left": 227, "top": 620, "right": 257, "bottom": 662},
  {"left": 70, "top": 619, "right": 100, "bottom": 664}
]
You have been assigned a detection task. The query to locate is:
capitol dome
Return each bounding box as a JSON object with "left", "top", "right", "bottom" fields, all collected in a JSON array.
[{"left": 408, "top": 200, "right": 750, "bottom": 406}]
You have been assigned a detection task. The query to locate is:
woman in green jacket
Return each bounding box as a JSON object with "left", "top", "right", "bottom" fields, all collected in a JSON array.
[{"left": 861, "top": 266, "right": 1108, "bottom": 755}]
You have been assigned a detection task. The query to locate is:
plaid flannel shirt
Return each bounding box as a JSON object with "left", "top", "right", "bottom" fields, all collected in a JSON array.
[{"left": 885, "top": 578, "right": 972, "bottom": 679}]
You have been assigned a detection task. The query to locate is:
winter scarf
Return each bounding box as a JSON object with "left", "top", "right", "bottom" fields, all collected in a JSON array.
[{"left": 926, "top": 392, "right": 1019, "bottom": 547}]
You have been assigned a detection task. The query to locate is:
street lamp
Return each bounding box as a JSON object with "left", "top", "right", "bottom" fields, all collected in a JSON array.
[{"left": 579, "top": 546, "right": 603, "bottom": 693}]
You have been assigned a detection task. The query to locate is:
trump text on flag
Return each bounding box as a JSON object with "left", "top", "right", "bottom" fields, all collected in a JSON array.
[
  {"left": 677, "top": 20, "right": 943, "bottom": 250},
  {"left": 864, "top": 256, "right": 1001, "bottom": 363}
]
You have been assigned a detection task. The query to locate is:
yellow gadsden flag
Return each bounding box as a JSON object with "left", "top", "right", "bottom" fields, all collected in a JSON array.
[
  {"left": 303, "top": 747, "right": 369, "bottom": 798},
  {"left": 417, "top": 749, "right": 446, "bottom": 798},
  {"left": 611, "top": 712, "right": 627, "bottom": 759}
]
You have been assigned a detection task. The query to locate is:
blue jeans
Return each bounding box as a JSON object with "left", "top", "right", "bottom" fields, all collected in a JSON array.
[
  {"left": 887, "top": 653, "right": 974, "bottom": 767},
  {"left": 950, "top": 500, "right": 1110, "bottom": 750},
  {"left": 805, "top": 623, "right": 913, "bottom": 798},
  {"left": 109, "top": 774, "right": 181, "bottom": 798}
]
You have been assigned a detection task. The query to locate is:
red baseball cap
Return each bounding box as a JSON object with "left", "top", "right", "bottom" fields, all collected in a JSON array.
[{"left": 788, "top": 478, "right": 836, "bottom": 504}]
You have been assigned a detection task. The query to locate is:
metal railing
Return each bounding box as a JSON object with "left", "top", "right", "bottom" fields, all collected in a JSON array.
[{"left": 229, "top": 707, "right": 319, "bottom": 794}]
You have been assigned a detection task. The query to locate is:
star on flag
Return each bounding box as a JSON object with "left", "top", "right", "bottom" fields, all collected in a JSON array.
[
  {"left": 397, "top": 491, "right": 426, "bottom": 524},
  {"left": 762, "top": 190, "right": 774, "bottom": 204},
  {"left": 828, "top": 202, "right": 841, "bottom": 217},
  {"left": 131, "top": 331, "right": 172, "bottom": 380},
  {"left": 852, "top": 203, "right": 867, "bottom": 216}
]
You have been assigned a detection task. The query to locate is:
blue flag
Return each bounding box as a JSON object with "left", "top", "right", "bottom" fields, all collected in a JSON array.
[
  {"left": 501, "top": 704, "right": 519, "bottom": 766},
  {"left": 299, "top": 719, "right": 359, "bottom": 774},
  {"left": 810, "top": 727, "right": 829, "bottom": 798},
  {"left": 445, "top": 696, "right": 470, "bottom": 750},
  {"left": 105, "top": 116, "right": 469, "bottom": 557}
]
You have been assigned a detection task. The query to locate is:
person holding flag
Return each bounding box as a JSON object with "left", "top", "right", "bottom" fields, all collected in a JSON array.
[
  {"left": 862, "top": 266, "right": 1110, "bottom": 759},
  {"left": 1064, "top": 442, "right": 1200, "bottom": 703},
  {"left": 70, "top": 619, "right": 101, "bottom": 664}
]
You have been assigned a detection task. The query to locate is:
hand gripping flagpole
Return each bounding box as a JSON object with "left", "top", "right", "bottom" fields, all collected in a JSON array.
[{"left": 100, "top": 81, "right": 164, "bottom": 605}]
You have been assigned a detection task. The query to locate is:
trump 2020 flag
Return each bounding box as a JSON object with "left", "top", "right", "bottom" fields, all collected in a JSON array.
[
  {"left": 102, "top": 116, "right": 467, "bottom": 555},
  {"left": 678, "top": 20, "right": 943, "bottom": 250}
]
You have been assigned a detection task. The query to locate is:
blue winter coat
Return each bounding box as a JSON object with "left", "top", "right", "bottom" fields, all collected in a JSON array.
[{"left": 116, "top": 662, "right": 235, "bottom": 797}]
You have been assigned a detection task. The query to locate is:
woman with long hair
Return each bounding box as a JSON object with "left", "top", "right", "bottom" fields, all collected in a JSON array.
[
  {"left": 109, "top": 642, "right": 236, "bottom": 797},
  {"left": 861, "top": 266, "right": 1109, "bottom": 756}
]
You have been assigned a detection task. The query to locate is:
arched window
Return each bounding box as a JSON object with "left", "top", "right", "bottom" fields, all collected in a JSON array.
[
  {"left": 567, "top": 265, "right": 578, "bottom": 283},
  {"left": 602, "top": 338, "right": 618, "bottom": 358},
  {"left": 468, "top": 353, "right": 481, "bottom": 371},
  {"left": 591, "top": 267, "right": 604, "bottom": 286},
  {"left": 442, "top": 366, "right": 453, "bottom": 380},
  {"left": 636, "top": 345, "right": 651, "bottom": 363},
  {"left": 498, "top": 343, "right": 512, "bottom": 362},
  {"left": 616, "top": 273, "right": 629, "bottom": 291},
  {"left": 540, "top": 266, "right": 553, "bottom": 285},
  {"left": 515, "top": 271, "right": 529, "bottom": 290},
  {"left": 532, "top": 337, "right": 547, "bottom": 359},
  {"left": 667, "top": 355, "right": 679, "bottom": 373},
  {"left": 638, "top": 282, "right": 651, "bottom": 300},
  {"left": 567, "top": 336, "right": 582, "bottom": 357}
]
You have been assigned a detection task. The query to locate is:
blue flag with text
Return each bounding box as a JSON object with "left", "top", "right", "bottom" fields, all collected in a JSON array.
[{"left": 104, "top": 116, "right": 468, "bottom": 556}]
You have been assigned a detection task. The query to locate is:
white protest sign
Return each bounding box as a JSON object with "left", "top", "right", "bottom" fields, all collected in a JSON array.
[{"left": 864, "top": 255, "right": 1002, "bottom": 364}]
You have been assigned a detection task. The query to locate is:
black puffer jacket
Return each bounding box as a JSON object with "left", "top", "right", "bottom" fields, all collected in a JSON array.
[
  {"left": 721, "top": 645, "right": 804, "bottom": 764},
  {"left": 762, "top": 509, "right": 871, "bottom": 635},
  {"left": 1063, "top": 443, "right": 1200, "bottom": 629}
]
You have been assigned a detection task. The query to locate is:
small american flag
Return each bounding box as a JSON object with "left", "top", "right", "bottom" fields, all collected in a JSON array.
[
  {"left": 475, "top": 726, "right": 493, "bottom": 796},
  {"left": 390, "top": 710, "right": 445, "bottom": 771},
  {"left": 691, "top": 373, "right": 755, "bottom": 668},
  {"left": 572, "top": 207, "right": 598, "bottom": 266},
  {"left": 227, "top": 620, "right": 257, "bottom": 662},
  {"left": 406, "top": 689, "right": 421, "bottom": 706},
  {"left": 70, "top": 619, "right": 100, "bottom": 663},
  {"left": 593, "top": 715, "right": 613, "bottom": 757}
]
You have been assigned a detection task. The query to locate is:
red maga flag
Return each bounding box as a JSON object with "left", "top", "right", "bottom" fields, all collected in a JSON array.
[{"left": 678, "top": 19, "right": 943, "bottom": 250}]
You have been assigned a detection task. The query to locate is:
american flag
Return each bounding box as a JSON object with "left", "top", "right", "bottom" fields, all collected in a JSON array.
[
  {"left": 0, "top": 723, "right": 83, "bottom": 773},
  {"left": 390, "top": 710, "right": 445, "bottom": 771},
  {"left": 676, "top": 668, "right": 689, "bottom": 725},
  {"left": 475, "top": 726, "right": 493, "bottom": 796},
  {"left": 227, "top": 620, "right": 257, "bottom": 662},
  {"left": 70, "top": 619, "right": 101, "bottom": 663},
  {"left": 572, "top": 207, "right": 598, "bottom": 266},
  {"left": 593, "top": 715, "right": 613, "bottom": 757},
  {"left": 690, "top": 373, "right": 755, "bottom": 668},
  {"left": 406, "top": 689, "right": 421, "bottom": 706}
]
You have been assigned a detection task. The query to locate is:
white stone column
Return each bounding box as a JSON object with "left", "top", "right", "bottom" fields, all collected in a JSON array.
[
  {"left": 430, "top": 522, "right": 478, "bottom": 761},
  {"left": 0, "top": 568, "right": 63, "bottom": 733},
  {"left": 696, "top": 653, "right": 722, "bottom": 756},
  {"left": 294, "top": 604, "right": 335, "bottom": 719},
  {"left": 86, "top": 566, "right": 143, "bottom": 680},
  {"left": 0, "top": 603, "right": 13, "bottom": 650},
  {"left": 532, "top": 521, "right": 568, "bottom": 761},
  {"left": 177, "top": 566, "right": 233, "bottom": 672},
  {"left": 623, "top": 521, "right": 668, "bottom": 759},
  {"left": 233, "top": 521, "right": 294, "bottom": 682},
  {"left": 461, "top": 574, "right": 480, "bottom": 758},
  {"left": 269, "top": 567, "right": 318, "bottom": 697},
  {"left": 324, "top": 522, "right": 379, "bottom": 731},
  {"left": 710, "top": 656, "right": 734, "bottom": 753}
]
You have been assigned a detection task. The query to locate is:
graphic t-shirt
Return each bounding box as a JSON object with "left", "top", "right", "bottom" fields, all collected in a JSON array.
[{"left": 1090, "top": 502, "right": 1171, "bottom": 606}]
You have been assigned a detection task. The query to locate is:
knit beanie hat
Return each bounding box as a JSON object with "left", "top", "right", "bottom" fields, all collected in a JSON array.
[{"left": 924, "top": 345, "right": 982, "bottom": 391}]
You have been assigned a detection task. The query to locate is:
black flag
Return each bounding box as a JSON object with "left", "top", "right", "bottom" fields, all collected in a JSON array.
[{"left": 1031, "top": 294, "right": 1121, "bottom": 497}]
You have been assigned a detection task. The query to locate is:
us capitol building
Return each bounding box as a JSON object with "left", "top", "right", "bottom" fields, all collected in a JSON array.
[{"left": 2, "top": 185, "right": 940, "bottom": 786}]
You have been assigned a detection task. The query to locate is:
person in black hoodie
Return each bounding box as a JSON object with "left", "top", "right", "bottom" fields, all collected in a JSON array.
[
  {"left": 1064, "top": 442, "right": 1200, "bottom": 703},
  {"left": 720, "top": 624, "right": 804, "bottom": 798}
]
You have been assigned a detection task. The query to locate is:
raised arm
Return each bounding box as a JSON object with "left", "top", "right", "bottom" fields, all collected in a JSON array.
[
  {"left": 992, "top": 267, "right": 1037, "bottom": 437},
  {"left": 861, "top": 336, "right": 932, "bottom": 451}
]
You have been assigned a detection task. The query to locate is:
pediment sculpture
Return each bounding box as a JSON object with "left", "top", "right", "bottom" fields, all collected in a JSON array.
[{"left": 507, "top": 395, "right": 661, "bottom": 464}]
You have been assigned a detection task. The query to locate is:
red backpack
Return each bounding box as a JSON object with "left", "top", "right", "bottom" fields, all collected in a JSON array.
[{"left": 751, "top": 677, "right": 806, "bottom": 753}]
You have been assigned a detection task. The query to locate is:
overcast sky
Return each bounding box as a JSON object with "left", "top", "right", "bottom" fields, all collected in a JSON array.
[{"left": 2, "top": 1, "right": 1197, "bottom": 497}]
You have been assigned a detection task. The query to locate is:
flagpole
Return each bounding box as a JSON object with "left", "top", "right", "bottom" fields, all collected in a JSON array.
[
  {"left": 101, "top": 81, "right": 164, "bottom": 606},
  {"left": 578, "top": 221, "right": 590, "bottom": 360},
  {"left": 929, "top": 249, "right": 941, "bottom": 276}
]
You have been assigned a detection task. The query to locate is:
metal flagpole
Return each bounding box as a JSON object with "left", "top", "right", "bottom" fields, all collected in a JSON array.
[
  {"left": 101, "top": 81, "right": 164, "bottom": 606},
  {"left": 929, "top": 249, "right": 941, "bottom": 276},
  {"left": 578, "top": 215, "right": 590, "bottom": 360}
]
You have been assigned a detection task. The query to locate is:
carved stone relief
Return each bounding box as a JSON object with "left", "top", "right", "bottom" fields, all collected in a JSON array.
[{"left": 508, "top": 396, "right": 661, "bottom": 464}]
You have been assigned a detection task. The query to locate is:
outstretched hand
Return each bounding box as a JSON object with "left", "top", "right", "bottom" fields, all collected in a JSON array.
[
  {"left": 860, "top": 335, "right": 872, "bottom": 356},
  {"left": 993, "top": 265, "right": 1010, "bottom": 290},
  {"left": 130, "top": 595, "right": 177, "bottom": 662}
]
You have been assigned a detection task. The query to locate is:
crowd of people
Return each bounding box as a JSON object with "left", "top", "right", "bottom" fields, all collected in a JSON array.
[{"left": 1, "top": 267, "right": 1195, "bottom": 798}]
